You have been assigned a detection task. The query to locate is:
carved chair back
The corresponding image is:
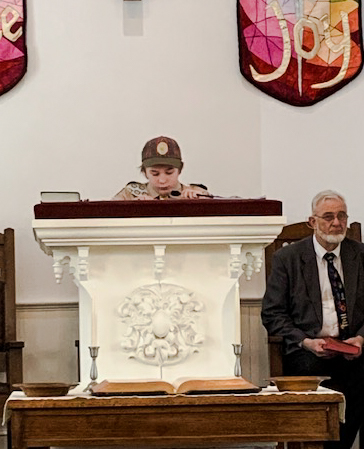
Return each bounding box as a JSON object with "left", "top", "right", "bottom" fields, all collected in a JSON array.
[{"left": 265, "top": 221, "right": 361, "bottom": 283}]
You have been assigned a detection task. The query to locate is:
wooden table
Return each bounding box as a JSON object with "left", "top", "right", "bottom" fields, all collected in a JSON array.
[{"left": 6, "top": 389, "right": 343, "bottom": 449}]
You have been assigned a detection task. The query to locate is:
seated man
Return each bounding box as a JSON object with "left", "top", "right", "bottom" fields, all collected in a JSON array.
[
  {"left": 113, "top": 136, "right": 210, "bottom": 200},
  {"left": 262, "top": 190, "right": 364, "bottom": 449}
]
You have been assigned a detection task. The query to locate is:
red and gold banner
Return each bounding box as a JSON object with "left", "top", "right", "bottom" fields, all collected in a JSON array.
[
  {"left": 0, "top": 0, "right": 26, "bottom": 96},
  {"left": 237, "top": 1, "right": 363, "bottom": 106}
]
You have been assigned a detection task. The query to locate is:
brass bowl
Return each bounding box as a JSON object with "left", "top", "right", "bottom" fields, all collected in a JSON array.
[
  {"left": 13, "top": 383, "right": 78, "bottom": 397},
  {"left": 269, "top": 376, "right": 330, "bottom": 392}
]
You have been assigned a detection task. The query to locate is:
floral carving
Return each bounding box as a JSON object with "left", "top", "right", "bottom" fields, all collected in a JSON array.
[{"left": 118, "top": 283, "right": 204, "bottom": 367}]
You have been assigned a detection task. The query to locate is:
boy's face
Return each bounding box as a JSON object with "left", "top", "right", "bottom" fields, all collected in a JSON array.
[{"left": 144, "top": 165, "right": 180, "bottom": 196}]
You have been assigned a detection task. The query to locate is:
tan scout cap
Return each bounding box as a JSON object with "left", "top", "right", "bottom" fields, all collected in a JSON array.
[{"left": 142, "top": 136, "right": 182, "bottom": 169}]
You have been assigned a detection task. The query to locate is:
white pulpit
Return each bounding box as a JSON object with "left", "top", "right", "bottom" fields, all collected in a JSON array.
[{"left": 32, "top": 199, "right": 285, "bottom": 387}]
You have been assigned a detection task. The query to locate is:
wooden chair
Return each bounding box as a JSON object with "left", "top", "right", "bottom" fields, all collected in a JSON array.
[
  {"left": 265, "top": 221, "right": 363, "bottom": 447},
  {"left": 265, "top": 221, "right": 362, "bottom": 283},
  {"left": 0, "top": 228, "right": 24, "bottom": 413}
]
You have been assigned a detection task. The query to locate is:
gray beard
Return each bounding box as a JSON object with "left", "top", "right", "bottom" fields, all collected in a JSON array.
[{"left": 316, "top": 227, "right": 346, "bottom": 244}]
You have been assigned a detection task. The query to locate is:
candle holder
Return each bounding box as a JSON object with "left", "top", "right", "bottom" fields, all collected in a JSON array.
[
  {"left": 84, "top": 346, "right": 100, "bottom": 392},
  {"left": 232, "top": 343, "right": 243, "bottom": 377}
]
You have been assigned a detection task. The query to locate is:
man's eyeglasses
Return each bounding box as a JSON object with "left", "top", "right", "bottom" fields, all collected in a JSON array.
[{"left": 314, "top": 212, "right": 348, "bottom": 222}]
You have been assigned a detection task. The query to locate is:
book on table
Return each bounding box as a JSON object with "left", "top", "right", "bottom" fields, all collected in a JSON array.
[
  {"left": 91, "top": 376, "right": 261, "bottom": 396},
  {"left": 322, "top": 337, "right": 360, "bottom": 355}
]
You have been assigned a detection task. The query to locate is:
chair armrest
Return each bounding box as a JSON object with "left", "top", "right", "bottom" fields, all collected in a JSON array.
[
  {"left": 5, "top": 341, "right": 24, "bottom": 386},
  {"left": 268, "top": 335, "right": 284, "bottom": 377}
]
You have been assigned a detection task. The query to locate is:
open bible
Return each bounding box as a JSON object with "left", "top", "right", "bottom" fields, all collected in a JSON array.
[{"left": 91, "top": 377, "right": 261, "bottom": 396}]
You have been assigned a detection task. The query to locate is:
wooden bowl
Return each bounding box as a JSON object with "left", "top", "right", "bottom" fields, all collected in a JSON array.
[
  {"left": 269, "top": 376, "right": 330, "bottom": 392},
  {"left": 13, "top": 383, "right": 78, "bottom": 397}
]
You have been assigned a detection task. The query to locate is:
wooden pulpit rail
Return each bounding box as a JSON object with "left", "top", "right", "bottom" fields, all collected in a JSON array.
[
  {"left": 7, "top": 390, "right": 342, "bottom": 449},
  {"left": 33, "top": 198, "right": 282, "bottom": 219}
]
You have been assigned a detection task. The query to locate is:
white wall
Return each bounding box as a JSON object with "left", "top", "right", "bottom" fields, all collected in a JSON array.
[
  {"left": 17, "top": 303, "right": 79, "bottom": 383},
  {"left": 0, "top": 0, "right": 361, "bottom": 404},
  {"left": 261, "top": 63, "right": 364, "bottom": 225},
  {"left": 0, "top": 0, "right": 262, "bottom": 305},
  {"left": 1, "top": 0, "right": 363, "bottom": 371}
]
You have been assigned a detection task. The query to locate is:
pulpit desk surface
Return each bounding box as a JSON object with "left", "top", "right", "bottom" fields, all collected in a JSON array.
[
  {"left": 6, "top": 388, "right": 343, "bottom": 449},
  {"left": 33, "top": 198, "right": 283, "bottom": 219}
]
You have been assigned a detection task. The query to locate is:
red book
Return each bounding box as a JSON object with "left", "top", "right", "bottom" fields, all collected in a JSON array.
[{"left": 322, "top": 337, "right": 360, "bottom": 355}]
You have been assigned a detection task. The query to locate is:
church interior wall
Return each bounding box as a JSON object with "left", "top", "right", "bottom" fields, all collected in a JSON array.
[
  {"left": 1, "top": 0, "right": 363, "bottom": 393},
  {"left": 1, "top": 0, "right": 262, "bottom": 308},
  {"left": 261, "top": 76, "right": 364, "bottom": 226}
]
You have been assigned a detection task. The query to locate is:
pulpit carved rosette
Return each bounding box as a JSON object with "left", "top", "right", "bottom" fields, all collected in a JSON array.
[
  {"left": 118, "top": 283, "right": 204, "bottom": 367},
  {"left": 33, "top": 215, "right": 285, "bottom": 385}
]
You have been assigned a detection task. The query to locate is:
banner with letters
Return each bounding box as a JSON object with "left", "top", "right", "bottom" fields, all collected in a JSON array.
[
  {"left": 237, "top": 0, "right": 363, "bottom": 106},
  {"left": 0, "top": 0, "right": 26, "bottom": 96}
]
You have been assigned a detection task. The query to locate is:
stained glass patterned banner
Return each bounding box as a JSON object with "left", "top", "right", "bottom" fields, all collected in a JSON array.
[
  {"left": 0, "top": 0, "right": 26, "bottom": 97},
  {"left": 237, "top": 0, "right": 363, "bottom": 106}
]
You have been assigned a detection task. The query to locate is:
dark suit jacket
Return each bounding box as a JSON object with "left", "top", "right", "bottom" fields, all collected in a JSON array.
[{"left": 261, "top": 236, "right": 364, "bottom": 355}]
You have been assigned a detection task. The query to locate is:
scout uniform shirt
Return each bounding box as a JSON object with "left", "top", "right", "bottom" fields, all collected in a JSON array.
[{"left": 113, "top": 181, "right": 209, "bottom": 200}]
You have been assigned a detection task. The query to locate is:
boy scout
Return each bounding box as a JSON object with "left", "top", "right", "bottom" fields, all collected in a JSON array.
[{"left": 113, "top": 136, "right": 210, "bottom": 200}]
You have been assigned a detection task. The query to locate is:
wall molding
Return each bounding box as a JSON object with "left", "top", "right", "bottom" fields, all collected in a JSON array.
[
  {"left": 16, "top": 298, "right": 262, "bottom": 311},
  {"left": 15, "top": 299, "right": 267, "bottom": 386},
  {"left": 16, "top": 302, "right": 79, "bottom": 312},
  {"left": 241, "top": 297, "right": 262, "bottom": 307}
]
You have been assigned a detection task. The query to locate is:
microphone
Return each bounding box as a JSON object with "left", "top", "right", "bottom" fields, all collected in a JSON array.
[{"left": 170, "top": 190, "right": 213, "bottom": 198}]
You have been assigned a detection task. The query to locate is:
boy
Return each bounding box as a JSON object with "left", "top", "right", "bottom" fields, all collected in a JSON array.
[{"left": 113, "top": 136, "right": 210, "bottom": 200}]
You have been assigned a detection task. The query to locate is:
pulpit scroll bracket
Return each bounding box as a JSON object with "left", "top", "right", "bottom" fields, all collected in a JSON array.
[
  {"left": 77, "top": 247, "right": 90, "bottom": 281},
  {"left": 242, "top": 249, "right": 264, "bottom": 281},
  {"left": 52, "top": 247, "right": 89, "bottom": 284},
  {"left": 154, "top": 245, "right": 166, "bottom": 280},
  {"left": 52, "top": 255, "right": 70, "bottom": 284},
  {"left": 229, "top": 244, "right": 242, "bottom": 279}
]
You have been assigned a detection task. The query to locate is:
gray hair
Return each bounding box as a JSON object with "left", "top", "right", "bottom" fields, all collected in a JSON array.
[{"left": 311, "top": 190, "right": 347, "bottom": 215}]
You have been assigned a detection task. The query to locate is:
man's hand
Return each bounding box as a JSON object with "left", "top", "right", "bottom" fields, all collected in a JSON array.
[
  {"left": 342, "top": 335, "right": 364, "bottom": 360},
  {"left": 302, "top": 338, "right": 337, "bottom": 358}
]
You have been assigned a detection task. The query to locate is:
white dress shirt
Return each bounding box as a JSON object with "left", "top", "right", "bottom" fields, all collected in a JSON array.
[{"left": 313, "top": 235, "right": 343, "bottom": 338}]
